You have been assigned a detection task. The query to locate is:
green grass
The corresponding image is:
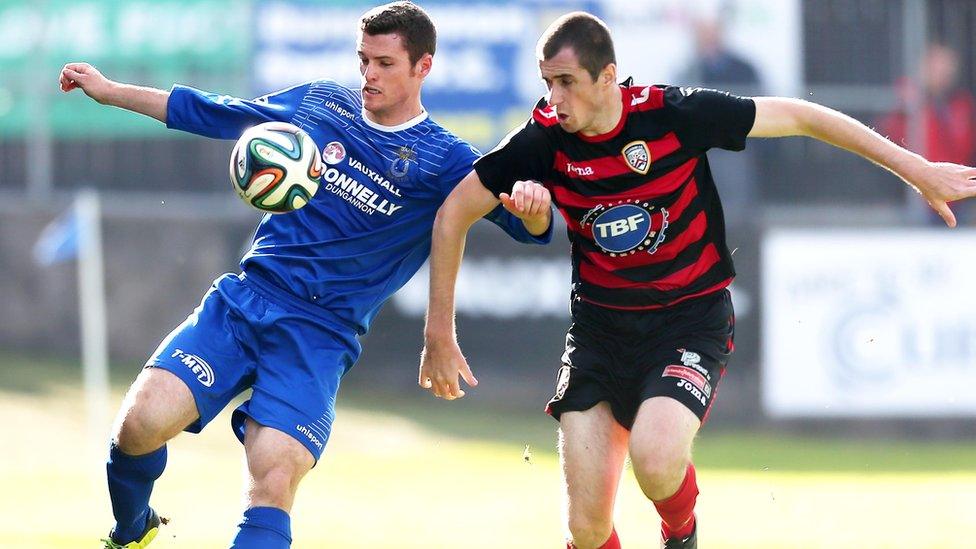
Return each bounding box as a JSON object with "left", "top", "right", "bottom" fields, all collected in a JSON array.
[{"left": 2, "top": 353, "right": 975, "bottom": 548}]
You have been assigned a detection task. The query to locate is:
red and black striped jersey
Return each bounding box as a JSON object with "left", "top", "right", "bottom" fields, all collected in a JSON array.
[{"left": 474, "top": 82, "right": 756, "bottom": 310}]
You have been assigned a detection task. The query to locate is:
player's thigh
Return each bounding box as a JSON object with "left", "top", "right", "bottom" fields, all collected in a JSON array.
[
  {"left": 559, "top": 401, "right": 630, "bottom": 521},
  {"left": 145, "top": 275, "right": 262, "bottom": 435},
  {"left": 113, "top": 367, "right": 198, "bottom": 450},
  {"left": 628, "top": 396, "right": 700, "bottom": 498}
]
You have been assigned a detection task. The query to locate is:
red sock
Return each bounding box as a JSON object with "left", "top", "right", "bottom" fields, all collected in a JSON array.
[
  {"left": 653, "top": 463, "right": 698, "bottom": 540},
  {"left": 598, "top": 528, "right": 620, "bottom": 549},
  {"left": 566, "top": 527, "right": 620, "bottom": 549}
]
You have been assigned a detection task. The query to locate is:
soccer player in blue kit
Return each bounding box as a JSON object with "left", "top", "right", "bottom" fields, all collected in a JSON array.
[{"left": 59, "top": 2, "right": 551, "bottom": 548}]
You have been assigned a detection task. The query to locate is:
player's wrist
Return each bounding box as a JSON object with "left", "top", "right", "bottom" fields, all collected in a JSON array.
[
  {"left": 98, "top": 81, "right": 126, "bottom": 106},
  {"left": 523, "top": 211, "right": 551, "bottom": 236},
  {"left": 423, "top": 325, "right": 456, "bottom": 346}
]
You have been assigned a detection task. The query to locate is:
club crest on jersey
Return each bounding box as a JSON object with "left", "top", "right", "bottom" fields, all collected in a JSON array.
[
  {"left": 622, "top": 140, "right": 651, "bottom": 175},
  {"left": 581, "top": 200, "right": 669, "bottom": 256},
  {"left": 389, "top": 145, "right": 417, "bottom": 180},
  {"left": 323, "top": 141, "right": 346, "bottom": 165}
]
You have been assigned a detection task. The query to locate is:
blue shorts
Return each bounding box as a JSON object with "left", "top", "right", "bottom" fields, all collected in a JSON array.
[{"left": 146, "top": 272, "right": 361, "bottom": 461}]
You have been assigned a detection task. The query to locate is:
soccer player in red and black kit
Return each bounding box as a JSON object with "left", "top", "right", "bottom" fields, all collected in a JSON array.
[{"left": 419, "top": 12, "right": 976, "bottom": 549}]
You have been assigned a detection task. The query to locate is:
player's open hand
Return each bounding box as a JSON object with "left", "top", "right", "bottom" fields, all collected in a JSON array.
[
  {"left": 911, "top": 161, "right": 976, "bottom": 227},
  {"left": 59, "top": 62, "right": 114, "bottom": 103},
  {"left": 499, "top": 180, "right": 551, "bottom": 225},
  {"left": 419, "top": 337, "right": 478, "bottom": 400}
]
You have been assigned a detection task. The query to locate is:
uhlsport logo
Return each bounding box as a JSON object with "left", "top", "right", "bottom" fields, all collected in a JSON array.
[
  {"left": 581, "top": 200, "right": 669, "bottom": 256},
  {"left": 171, "top": 349, "right": 215, "bottom": 387},
  {"left": 322, "top": 141, "right": 346, "bottom": 165},
  {"left": 622, "top": 140, "right": 651, "bottom": 174},
  {"left": 296, "top": 424, "right": 325, "bottom": 450}
]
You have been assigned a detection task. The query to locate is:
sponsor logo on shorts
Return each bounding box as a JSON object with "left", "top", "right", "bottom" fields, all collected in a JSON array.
[
  {"left": 296, "top": 424, "right": 325, "bottom": 450},
  {"left": 678, "top": 348, "right": 710, "bottom": 377},
  {"left": 676, "top": 379, "right": 708, "bottom": 406},
  {"left": 171, "top": 349, "right": 215, "bottom": 387},
  {"left": 679, "top": 349, "right": 701, "bottom": 366},
  {"left": 663, "top": 365, "right": 712, "bottom": 398},
  {"left": 554, "top": 364, "right": 572, "bottom": 401}
]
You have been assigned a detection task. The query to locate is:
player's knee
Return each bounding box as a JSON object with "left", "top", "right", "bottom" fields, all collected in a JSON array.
[
  {"left": 114, "top": 405, "right": 168, "bottom": 455},
  {"left": 112, "top": 371, "right": 195, "bottom": 454},
  {"left": 567, "top": 514, "right": 614, "bottom": 549},
  {"left": 630, "top": 445, "right": 688, "bottom": 496},
  {"left": 249, "top": 461, "right": 305, "bottom": 507}
]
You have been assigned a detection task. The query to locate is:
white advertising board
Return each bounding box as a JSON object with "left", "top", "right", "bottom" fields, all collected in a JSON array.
[{"left": 763, "top": 229, "right": 976, "bottom": 417}]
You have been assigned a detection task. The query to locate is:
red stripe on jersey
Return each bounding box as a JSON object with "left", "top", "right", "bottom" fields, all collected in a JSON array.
[
  {"left": 554, "top": 150, "right": 631, "bottom": 181},
  {"left": 553, "top": 133, "right": 681, "bottom": 181},
  {"left": 533, "top": 105, "right": 560, "bottom": 127},
  {"left": 552, "top": 157, "right": 698, "bottom": 209},
  {"left": 579, "top": 242, "right": 720, "bottom": 290},
  {"left": 627, "top": 86, "right": 665, "bottom": 112},
  {"left": 579, "top": 278, "right": 733, "bottom": 311},
  {"left": 581, "top": 209, "right": 707, "bottom": 270}
]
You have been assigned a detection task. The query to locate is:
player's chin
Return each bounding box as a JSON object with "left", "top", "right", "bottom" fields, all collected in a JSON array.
[{"left": 361, "top": 90, "right": 382, "bottom": 108}]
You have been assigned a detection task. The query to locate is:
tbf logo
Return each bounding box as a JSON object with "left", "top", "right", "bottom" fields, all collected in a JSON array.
[
  {"left": 582, "top": 202, "right": 669, "bottom": 256},
  {"left": 595, "top": 213, "right": 645, "bottom": 239},
  {"left": 171, "top": 349, "right": 215, "bottom": 387}
]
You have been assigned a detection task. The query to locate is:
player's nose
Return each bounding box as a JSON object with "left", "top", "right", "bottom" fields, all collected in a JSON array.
[{"left": 547, "top": 88, "right": 563, "bottom": 107}]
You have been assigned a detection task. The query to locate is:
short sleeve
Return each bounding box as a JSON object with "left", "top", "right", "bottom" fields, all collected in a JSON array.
[
  {"left": 473, "top": 118, "right": 554, "bottom": 198},
  {"left": 435, "top": 140, "right": 481, "bottom": 198},
  {"left": 662, "top": 86, "right": 756, "bottom": 152}
]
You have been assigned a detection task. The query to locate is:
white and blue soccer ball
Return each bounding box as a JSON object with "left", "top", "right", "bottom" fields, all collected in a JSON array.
[{"left": 229, "top": 121, "right": 323, "bottom": 213}]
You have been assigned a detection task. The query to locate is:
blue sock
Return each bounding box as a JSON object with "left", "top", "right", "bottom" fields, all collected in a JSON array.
[
  {"left": 230, "top": 506, "right": 292, "bottom": 548},
  {"left": 106, "top": 443, "right": 167, "bottom": 543}
]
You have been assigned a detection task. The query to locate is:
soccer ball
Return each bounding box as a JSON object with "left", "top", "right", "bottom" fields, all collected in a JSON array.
[{"left": 229, "top": 121, "right": 323, "bottom": 213}]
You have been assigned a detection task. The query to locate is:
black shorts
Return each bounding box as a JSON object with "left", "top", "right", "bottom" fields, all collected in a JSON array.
[{"left": 546, "top": 289, "right": 734, "bottom": 430}]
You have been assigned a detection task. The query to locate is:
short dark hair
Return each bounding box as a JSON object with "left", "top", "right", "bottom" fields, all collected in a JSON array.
[
  {"left": 538, "top": 12, "right": 616, "bottom": 81},
  {"left": 360, "top": 1, "right": 436, "bottom": 65}
]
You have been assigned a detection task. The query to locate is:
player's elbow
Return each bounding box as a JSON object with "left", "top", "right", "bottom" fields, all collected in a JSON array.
[{"left": 433, "top": 198, "right": 477, "bottom": 240}]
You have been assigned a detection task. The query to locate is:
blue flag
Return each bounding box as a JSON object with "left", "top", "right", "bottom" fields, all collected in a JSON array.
[{"left": 34, "top": 206, "right": 81, "bottom": 266}]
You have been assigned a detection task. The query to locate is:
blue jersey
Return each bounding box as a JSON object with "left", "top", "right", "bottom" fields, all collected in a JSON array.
[{"left": 166, "top": 80, "right": 550, "bottom": 334}]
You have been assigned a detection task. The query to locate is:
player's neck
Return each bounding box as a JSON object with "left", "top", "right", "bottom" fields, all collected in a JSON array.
[
  {"left": 364, "top": 99, "right": 426, "bottom": 129},
  {"left": 580, "top": 86, "right": 624, "bottom": 137}
]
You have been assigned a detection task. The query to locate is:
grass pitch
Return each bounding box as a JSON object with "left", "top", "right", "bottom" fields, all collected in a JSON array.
[{"left": 0, "top": 354, "right": 974, "bottom": 548}]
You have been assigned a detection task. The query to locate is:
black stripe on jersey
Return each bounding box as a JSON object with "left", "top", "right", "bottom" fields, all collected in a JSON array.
[
  {"left": 575, "top": 260, "right": 734, "bottom": 308},
  {"left": 550, "top": 149, "right": 697, "bottom": 198}
]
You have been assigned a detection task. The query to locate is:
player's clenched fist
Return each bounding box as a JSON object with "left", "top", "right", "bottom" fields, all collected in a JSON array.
[
  {"left": 499, "top": 180, "right": 551, "bottom": 224},
  {"left": 59, "top": 62, "right": 114, "bottom": 103}
]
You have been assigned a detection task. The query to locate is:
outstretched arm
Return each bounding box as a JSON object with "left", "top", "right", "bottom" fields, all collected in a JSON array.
[
  {"left": 60, "top": 62, "right": 309, "bottom": 139},
  {"left": 420, "top": 173, "right": 551, "bottom": 400},
  {"left": 60, "top": 62, "right": 168, "bottom": 123},
  {"left": 749, "top": 97, "right": 976, "bottom": 227}
]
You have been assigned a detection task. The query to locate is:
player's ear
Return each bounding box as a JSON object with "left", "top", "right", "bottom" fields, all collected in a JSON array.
[
  {"left": 601, "top": 63, "right": 616, "bottom": 86},
  {"left": 416, "top": 53, "right": 433, "bottom": 78}
]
